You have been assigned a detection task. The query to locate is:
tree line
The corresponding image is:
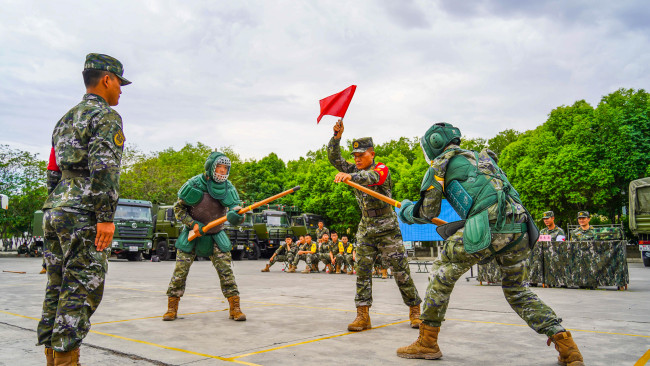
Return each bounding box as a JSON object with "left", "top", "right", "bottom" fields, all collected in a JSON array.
[{"left": 2, "top": 88, "right": 649, "bottom": 239}]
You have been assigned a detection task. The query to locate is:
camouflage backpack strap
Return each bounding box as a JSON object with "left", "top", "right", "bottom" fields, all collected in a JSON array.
[{"left": 178, "top": 175, "right": 205, "bottom": 205}]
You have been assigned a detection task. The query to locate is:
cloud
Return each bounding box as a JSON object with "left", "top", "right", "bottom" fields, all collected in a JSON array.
[{"left": 1, "top": 0, "right": 649, "bottom": 163}]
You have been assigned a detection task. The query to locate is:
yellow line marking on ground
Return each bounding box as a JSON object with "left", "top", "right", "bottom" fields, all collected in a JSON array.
[
  {"left": 635, "top": 349, "right": 650, "bottom": 366},
  {"left": 0, "top": 310, "right": 39, "bottom": 321},
  {"left": 229, "top": 319, "right": 410, "bottom": 360},
  {"left": 89, "top": 329, "right": 261, "bottom": 366}
]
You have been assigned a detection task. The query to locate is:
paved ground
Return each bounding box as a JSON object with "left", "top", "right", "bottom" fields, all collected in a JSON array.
[{"left": 0, "top": 256, "right": 648, "bottom": 366}]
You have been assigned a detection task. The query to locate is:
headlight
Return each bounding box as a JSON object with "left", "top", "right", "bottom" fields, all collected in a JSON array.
[
  {"left": 146, "top": 241, "right": 152, "bottom": 249},
  {"left": 112, "top": 241, "right": 118, "bottom": 248}
]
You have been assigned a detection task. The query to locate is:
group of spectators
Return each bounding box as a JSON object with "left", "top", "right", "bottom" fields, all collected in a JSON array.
[
  {"left": 540, "top": 210, "right": 622, "bottom": 241},
  {"left": 260, "top": 221, "right": 392, "bottom": 278}
]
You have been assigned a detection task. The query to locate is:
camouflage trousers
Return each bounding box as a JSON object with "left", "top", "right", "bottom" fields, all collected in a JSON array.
[
  {"left": 336, "top": 253, "right": 353, "bottom": 268},
  {"left": 37, "top": 207, "right": 108, "bottom": 352},
  {"left": 166, "top": 245, "right": 238, "bottom": 298},
  {"left": 292, "top": 253, "right": 318, "bottom": 266},
  {"left": 355, "top": 229, "right": 421, "bottom": 307},
  {"left": 270, "top": 253, "right": 294, "bottom": 267},
  {"left": 320, "top": 253, "right": 333, "bottom": 266},
  {"left": 421, "top": 229, "right": 566, "bottom": 337}
]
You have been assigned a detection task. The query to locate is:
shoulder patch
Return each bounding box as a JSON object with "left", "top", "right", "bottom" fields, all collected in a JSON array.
[
  {"left": 368, "top": 162, "right": 389, "bottom": 187},
  {"left": 114, "top": 129, "right": 125, "bottom": 147}
]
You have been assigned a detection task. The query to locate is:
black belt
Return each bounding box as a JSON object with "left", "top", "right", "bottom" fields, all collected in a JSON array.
[
  {"left": 61, "top": 170, "right": 90, "bottom": 179},
  {"left": 363, "top": 206, "right": 392, "bottom": 218}
]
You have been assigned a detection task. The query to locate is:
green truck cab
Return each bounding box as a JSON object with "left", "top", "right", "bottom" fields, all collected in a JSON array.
[
  {"left": 148, "top": 205, "right": 183, "bottom": 261},
  {"left": 224, "top": 213, "right": 256, "bottom": 260},
  {"left": 110, "top": 199, "right": 154, "bottom": 261},
  {"left": 252, "top": 210, "right": 292, "bottom": 259},
  {"left": 629, "top": 177, "right": 650, "bottom": 267},
  {"left": 290, "top": 213, "right": 325, "bottom": 239}
]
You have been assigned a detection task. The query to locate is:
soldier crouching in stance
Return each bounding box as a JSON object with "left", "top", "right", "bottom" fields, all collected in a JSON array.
[
  {"left": 328, "top": 119, "right": 422, "bottom": 331},
  {"left": 162, "top": 151, "right": 247, "bottom": 322},
  {"left": 396, "top": 123, "right": 584, "bottom": 365}
]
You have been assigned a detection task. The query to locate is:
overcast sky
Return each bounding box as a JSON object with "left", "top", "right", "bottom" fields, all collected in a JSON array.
[{"left": 2, "top": 0, "right": 649, "bottom": 162}]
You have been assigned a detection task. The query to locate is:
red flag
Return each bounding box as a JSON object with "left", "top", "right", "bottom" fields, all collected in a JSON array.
[
  {"left": 317, "top": 85, "right": 357, "bottom": 123},
  {"left": 47, "top": 147, "right": 60, "bottom": 172}
]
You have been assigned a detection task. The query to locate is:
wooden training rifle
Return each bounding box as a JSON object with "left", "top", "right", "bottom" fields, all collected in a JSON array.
[
  {"left": 342, "top": 180, "right": 447, "bottom": 226},
  {"left": 188, "top": 186, "right": 301, "bottom": 242}
]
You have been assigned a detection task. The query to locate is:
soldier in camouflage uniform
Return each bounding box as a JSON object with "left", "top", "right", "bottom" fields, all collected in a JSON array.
[
  {"left": 540, "top": 211, "right": 566, "bottom": 241},
  {"left": 291, "top": 234, "right": 319, "bottom": 273},
  {"left": 37, "top": 53, "right": 130, "bottom": 365},
  {"left": 315, "top": 220, "right": 330, "bottom": 241},
  {"left": 340, "top": 234, "right": 356, "bottom": 275},
  {"left": 328, "top": 119, "right": 422, "bottom": 332},
  {"left": 318, "top": 233, "right": 336, "bottom": 273},
  {"left": 330, "top": 232, "right": 345, "bottom": 273},
  {"left": 571, "top": 211, "right": 595, "bottom": 241},
  {"left": 396, "top": 123, "right": 583, "bottom": 365},
  {"left": 162, "top": 151, "right": 247, "bottom": 322},
  {"left": 261, "top": 236, "right": 296, "bottom": 272}
]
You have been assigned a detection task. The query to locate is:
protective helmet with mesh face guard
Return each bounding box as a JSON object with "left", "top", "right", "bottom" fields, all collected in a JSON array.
[
  {"left": 420, "top": 122, "right": 462, "bottom": 164},
  {"left": 204, "top": 151, "right": 231, "bottom": 183}
]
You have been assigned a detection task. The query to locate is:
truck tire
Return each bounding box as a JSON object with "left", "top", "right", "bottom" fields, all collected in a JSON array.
[
  {"left": 127, "top": 252, "right": 142, "bottom": 261},
  {"left": 643, "top": 251, "right": 650, "bottom": 267},
  {"left": 156, "top": 240, "right": 171, "bottom": 261},
  {"left": 246, "top": 242, "right": 261, "bottom": 260},
  {"left": 231, "top": 249, "right": 244, "bottom": 261}
]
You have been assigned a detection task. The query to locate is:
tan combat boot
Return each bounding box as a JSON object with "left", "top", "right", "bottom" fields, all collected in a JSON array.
[
  {"left": 381, "top": 269, "right": 388, "bottom": 279},
  {"left": 348, "top": 305, "right": 372, "bottom": 331},
  {"left": 227, "top": 295, "right": 246, "bottom": 321},
  {"left": 287, "top": 265, "right": 296, "bottom": 273},
  {"left": 54, "top": 348, "right": 80, "bottom": 366},
  {"left": 328, "top": 264, "right": 335, "bottom": 274},
  {"left": 261, "top": 264, "right": 270, "bottom": 272},
  {"left": 311, "top": 263, "right": 319, "bottom": 272},
  {"left": 409, "top": 304, "right": 422, "bottom": 328},
  {"left": 547, "top": 331, "right": 584, "bottom": 366},
  {"left": 45, "top": 347, "right": 54, "bottom": 366},
  {"left": 162, "top": 296, "right": 180, "bottom": 321},
  {"left": 40, "top": 267, "right": 47, "bottom": 274},
  {"left": 348, "top": 266, "right": 355, "bottom": 275},
  {"left": 341, "top": 265, "right": 347, "bottom": 274},
  {"left": 396, "top": 323, "right": 442, "bottom": 359},
  {"left": 336, "top": 264, "right": 341, "bottom": 274},
  {"left": 302, "top": 266, "right": 311, "bottom": 273}
]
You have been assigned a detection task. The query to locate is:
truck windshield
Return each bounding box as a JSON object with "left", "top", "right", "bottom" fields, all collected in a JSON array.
[
  {"left": 267, "top": 215, "right": 288, "bottom": 227},
  {"left": 114, "top": 205, "right": 152, "bottom": 221}
]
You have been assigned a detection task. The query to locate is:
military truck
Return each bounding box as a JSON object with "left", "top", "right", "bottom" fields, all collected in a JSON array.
[
  {"left": 224, "top": 213, "right": 256, "bottom": 260},
  {"left": 110, "top": 199, "right": 154, "bottom": 261},
  {"left": 146, "top": 205, "right": 183, "bottom": 261},
  {"left": 629, "top": 177, "right": 650, "bottom": 267},
  {"left": 290, "top": 212, "right": 326, "bottom": 239},
  {"left": 30, "top": 210, "right": 45, "bottom": 257}
]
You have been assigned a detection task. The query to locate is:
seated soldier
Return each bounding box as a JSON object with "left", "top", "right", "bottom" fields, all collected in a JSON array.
[
  {"left": 291, "top": 234, "right": 319, "bottom": 273},
  {"left": 374, "top": 252, "right": 389, "bottom": 279},
  {"left": 330, "top": 232, "right": 345, "bottom": 274},
  {"left": 261, "top": 236, "right": 296, "bottom": 272},
  {"left": 571, "top": 211, "right": 595, "bottom": 241},
  {"left": 286, "top": 235, "right": 304, "bottom": 273},
  {"left": 341, "top": 234, "right": 356, "bottom": 275},
  {"left": 319, "top": 233, "right": 335, "bottom": 273}
]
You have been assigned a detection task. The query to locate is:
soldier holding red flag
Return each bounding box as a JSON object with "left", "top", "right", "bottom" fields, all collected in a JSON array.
[{"left": 327, "top": 119, "right": 422, "bottom": 332}]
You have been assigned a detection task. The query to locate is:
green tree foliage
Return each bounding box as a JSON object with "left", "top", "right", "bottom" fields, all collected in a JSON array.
[
  {"left": 0, "top": 145, "right": 47, "bottom": 238},
  {"left": 500, "top": 88, "right": 650, "bottom": 226}
]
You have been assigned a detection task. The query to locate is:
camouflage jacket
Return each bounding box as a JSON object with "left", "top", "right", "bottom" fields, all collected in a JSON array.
[
  {"left": 571, "top": 226, "right": 595, "bottom": 241},
  {"left": 300, "top": 241, "right": 317, "bottom": 253},
  {"left": 329, "top": 239, "right": 342, "bottom": 255},
  {"left": 327, "top": 137, "right": 399, "bottom": 237},
  {"left": 315, "top": 227, "right": 330, "bottom": 240},
  {"left": 415, "top": 146, "right": 525, "bottom": 224},
  {"left": 43, "top": 94, "right": 124, "bottom": 222},
  {"left": 539, "top": 226, "right": 565, "bottom": 242}
]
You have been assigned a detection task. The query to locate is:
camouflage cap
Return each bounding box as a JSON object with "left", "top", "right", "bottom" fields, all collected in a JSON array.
[
  {"left": 577, "top": 211, "right": 590, "bottom": 218},
  {"left": 542, "top": 211, "right": 554, "bottom": 219},
  {"left": 351, "top": 137, "right": 374, "bottom": 153},
  {"left": 84, "top": 53, "right": 131, "bottom": 86}
]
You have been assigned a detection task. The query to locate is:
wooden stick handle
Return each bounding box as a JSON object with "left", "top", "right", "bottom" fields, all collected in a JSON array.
[
  {"left": 342, "top": 179, "right": 447, "bottom": 226},
  {"left": 188, "top": 186, "right": 301, "bottom": 242}
]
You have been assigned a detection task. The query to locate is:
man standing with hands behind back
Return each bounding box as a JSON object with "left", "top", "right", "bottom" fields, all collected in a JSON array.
[
  {"left": 328, "top": 119, "right": 422, "bottom": 332},
  {"left": 38, "top": 53, "right": 130, "bottom": 366}
]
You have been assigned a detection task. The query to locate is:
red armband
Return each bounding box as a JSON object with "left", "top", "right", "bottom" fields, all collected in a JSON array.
[
  {"left": 368, "top": 162, "right": 388, "bottom": 187},
  {"left": 47, "top": 147, "right": 60, "bottom": 172}
]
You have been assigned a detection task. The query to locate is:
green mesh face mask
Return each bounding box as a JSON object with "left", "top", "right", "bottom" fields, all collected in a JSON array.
[{"left": 211, "top": 155, "right": 231, "bottom": 183}]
